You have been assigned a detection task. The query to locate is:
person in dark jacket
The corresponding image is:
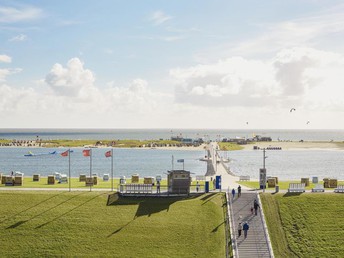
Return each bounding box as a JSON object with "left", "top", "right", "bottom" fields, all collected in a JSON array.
[
  {"left": 254, "top": 199, "right": 260, "bottom": 215},
  {"left": 243, "top": 221, "right": 249, "bottom": 238},
  {"left": 238, "top": 222, "right": 243, "bottom": 237},
  {"left": 237, "top": 185, "right": 241, "bottom": 197}
]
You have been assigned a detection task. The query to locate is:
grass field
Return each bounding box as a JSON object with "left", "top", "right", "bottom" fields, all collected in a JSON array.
[
  {"left": 0, "top": 191, "right": 226, "bottom": 258},
  {"left": 238, "top": 180, "right": 344, "bottom": 190},
  {"left": 261, "top": 193, "right": 344, "bottom": 258}
]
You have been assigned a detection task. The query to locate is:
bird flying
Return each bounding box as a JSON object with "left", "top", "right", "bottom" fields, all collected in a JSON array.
[{"left": 290, "top": 108, "right": 296, "bottom": 112}]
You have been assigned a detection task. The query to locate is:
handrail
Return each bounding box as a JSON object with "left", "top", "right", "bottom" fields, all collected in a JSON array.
[
  {"left": 227, "top": 188, "right": 239, "bottom": 258},
  {"left": 257, "top": 193, "right": 275, "bottom": 258}
]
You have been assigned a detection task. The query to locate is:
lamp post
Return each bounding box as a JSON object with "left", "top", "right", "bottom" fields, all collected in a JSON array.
[{"left": 263, "top": 148, "right": 267, "bottom": 193}]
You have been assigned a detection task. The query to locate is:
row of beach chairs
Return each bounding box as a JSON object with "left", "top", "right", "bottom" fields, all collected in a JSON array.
[{"left": 288, "top": 183, "right": 344, "bottom": 193}]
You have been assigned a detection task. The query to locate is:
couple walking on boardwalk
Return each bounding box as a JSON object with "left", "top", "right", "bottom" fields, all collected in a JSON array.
[
  {"left": 231, "top": 185, "right": 241, "bottom": 199},
  {"left": 238, "top": 199, "right": 260, "bottom": 239},
  {"left": 238, "top": 221, "right": 249, "bottom": 238}
]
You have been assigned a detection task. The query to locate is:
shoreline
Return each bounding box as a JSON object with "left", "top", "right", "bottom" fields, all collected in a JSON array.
[
  {"left": 241, "top": 141, "right": 344, "bottom": 151},
  {"left": 1, "top": 141, "right": 344, "bottom": 151}
]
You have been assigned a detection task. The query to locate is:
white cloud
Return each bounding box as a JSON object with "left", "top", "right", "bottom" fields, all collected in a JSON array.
[
  {"left": 0, "top": 54, "right": 12, "bottom": 63},
  {"left": 171, "top": 47, "right": 344, "bottom": 112},
  {"left": 9, "top": 34, "right": 27, "bottom": 41},
  {"left": 0, "top": 6, "right": 43, "bottom": 23},
  {"left": 45, "top": 58, "right": 96, "bottom": 98},
  {"left": 0, "top": 68, "right": 22, "bottom": 81},
  {"left": 149, "top": 10, "right": 172, "bottom": 25}
]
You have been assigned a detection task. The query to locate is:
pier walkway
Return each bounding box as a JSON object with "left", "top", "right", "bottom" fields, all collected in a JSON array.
[{"left": 206, "top": 142, "right": 274, "bottom": 258}]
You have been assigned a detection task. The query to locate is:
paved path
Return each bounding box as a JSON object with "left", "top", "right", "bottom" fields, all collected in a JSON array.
[
  {"left": 206, "top": 142, "right": 273, "bottom": 258},
  {"left": 231, "top": 192, "right": 272, "bottom": 258}
]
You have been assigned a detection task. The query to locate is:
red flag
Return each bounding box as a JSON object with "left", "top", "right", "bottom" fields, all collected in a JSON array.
[
  {"left": 61, "top": 150, "right": 69, "bottom": 157},
  {"left": 83, "top": 149, "right": 91, "bottom": 157},
  {"left": 105, "top": 150, "right": 112, "bottom": 158}
]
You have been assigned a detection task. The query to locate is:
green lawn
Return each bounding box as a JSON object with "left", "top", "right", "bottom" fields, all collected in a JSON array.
[
  {"left": 238, "top": 180, "right": 344, "bottom": 190},
  {"left": 261, "top": 193, "right": 344, "bottom": 258},
  {"left": 0, "top": 191, "right": 226, "bottom": 258}
]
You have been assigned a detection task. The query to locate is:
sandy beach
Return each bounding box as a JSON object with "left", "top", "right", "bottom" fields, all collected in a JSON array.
[{"left": 241, "top": 141, "right": 344, "bottom": 151}]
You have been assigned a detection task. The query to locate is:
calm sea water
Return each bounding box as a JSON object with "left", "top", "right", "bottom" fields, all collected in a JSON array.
[
  {"left": 1, "top": 128, "right": 344, "bottom": 141},
  {"left": 0, "top": 147, "right": 206, "bottom": 179},
  {"left": 0, "top": 129, "right": 343, "bottom": 180}
]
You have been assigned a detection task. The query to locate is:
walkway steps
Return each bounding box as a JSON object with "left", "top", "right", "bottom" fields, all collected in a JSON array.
[{"left": 231, "top": 192, "right": 272, "bottom": 258}]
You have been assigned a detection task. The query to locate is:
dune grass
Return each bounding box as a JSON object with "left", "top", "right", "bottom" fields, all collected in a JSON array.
[
  {"left": 0, "top": 191, "right": 226, "bottom": 258},
  {"left": 261, "top": 193, "right": 344, "bottom": 258},
  {"left": 218, "top": 142, "right": 244, "bottom": 151}
]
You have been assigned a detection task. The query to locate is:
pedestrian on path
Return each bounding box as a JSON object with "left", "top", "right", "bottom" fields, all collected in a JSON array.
[
  {"left": 196, "top": 181, "right": 200, "bottom": 192},
  {"left": 238, "top": 222, "right": 243, "bottom": 237},
  {"left": 254, "top": 199, "right": 260, "bottom": 215},
  {"left": 237, "top": 185, "right": 241, "bottom": 197},
  {"left": 243, "top": 221, "right": 249, "bottom": 238},
  {"left": 156, "top": 181, "right": 160, "bottom": 194},
  {"left": 231, "top": 188, "right": 235, "bottom": 199}
]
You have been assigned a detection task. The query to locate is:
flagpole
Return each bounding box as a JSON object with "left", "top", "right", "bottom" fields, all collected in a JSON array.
[
  {"left": 90, "top": 149, "right": 92, "bottom": 192},
  {"left": 68, "top": 148, "right": 71, "bottom": 192},
  {"left": 172, "top": 155, "right": 174, "bottom": 171},
  {"left": 183, "top": 160, "right": 184, "bottom": 170},
  {"left": 111, "top": 148, "right": 114, "bottom": 192}
]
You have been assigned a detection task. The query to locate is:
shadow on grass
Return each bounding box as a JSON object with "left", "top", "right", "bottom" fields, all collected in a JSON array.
[
  {"left": 200, "top": 193, "right": 217, "bottom": 205},
  {"left": 212, "top": 220, "right": 225, "bottom": 233},
  {"left": 6, "top": 192, "right": 86, "bottom": 229},
  {"left": 1, "top": 192, "right": 65, "bottom": 224},
  {"left": 107, "top": 193, "right": 200, "bottom": 218},
  {"left": 35, "top": 193, "right": 105, "bottom": 229},
  {"left": 283, "top": 192, "right": 304, "bottom": 197}
]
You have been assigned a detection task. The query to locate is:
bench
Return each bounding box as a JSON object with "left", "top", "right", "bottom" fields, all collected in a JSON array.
[
  {"left": 312, "top": 184, "right": 324, "bottom": 192},
  {"left": 239, "top": 176, "right": 250, "bottom": 181},
  {"left": 288, "top": 183, "right": 305, "bottom": 193},
  {"left": 334, "top": 185, "right": 344, "bottom": 193},
  {"left": 125, "top": 184, "right": 152, "bottom": 194}
]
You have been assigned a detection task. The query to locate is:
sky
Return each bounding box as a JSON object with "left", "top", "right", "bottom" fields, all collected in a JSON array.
[{"left": 1, "top": 0, "right": 344, "bottom": 129}]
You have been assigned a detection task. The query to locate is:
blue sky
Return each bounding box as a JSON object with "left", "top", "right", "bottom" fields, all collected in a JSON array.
[{"left": 1, "top": 0, "right": 344, "bottom": 129}]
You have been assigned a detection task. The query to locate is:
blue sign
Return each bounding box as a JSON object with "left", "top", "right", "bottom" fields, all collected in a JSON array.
[{"left": 216, "top": 175, "right": 221, "bottom": 189}]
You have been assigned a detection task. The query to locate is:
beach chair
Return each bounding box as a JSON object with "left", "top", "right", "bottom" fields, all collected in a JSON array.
[
  {"left": 334, "top": 185, "right": 344, "bottom": 193},
  {"left": 312, "top": 184, "right": 324, "bottom": 192},
  {"left": 288, "top": 183, "right": 305, "bottom": 193}
]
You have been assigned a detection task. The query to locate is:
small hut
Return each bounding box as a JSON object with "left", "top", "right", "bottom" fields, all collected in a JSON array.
[{"left": 167, "top": 170, "right": 191, "bottom": 194}]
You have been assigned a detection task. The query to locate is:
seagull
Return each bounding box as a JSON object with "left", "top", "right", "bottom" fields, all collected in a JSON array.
[
  {"left": 306, "top": 121, "right": 310, "bottom": 124},
  {"left": 290, "top": 108, "right": 296, "bottom": 112},
  {"left": 246, "top": 122, "right": 248, "bottom": 125}
]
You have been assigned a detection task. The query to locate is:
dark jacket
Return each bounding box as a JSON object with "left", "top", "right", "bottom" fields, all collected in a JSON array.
[{"left": 243, "top": 223, "right": 249, "bottom": 231}]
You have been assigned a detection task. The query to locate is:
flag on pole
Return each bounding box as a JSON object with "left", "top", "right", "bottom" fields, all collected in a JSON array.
[
  {"left": 177, "top": 159, "right": 184, "bottom": 163},
  {"left": 61, "top": 150, "right": 69, "bottom": 157},
  {"left": 105, "top": 150, "right": 112, "bottom": 158},
  {"left": 83, "top": 149, "right": 91, "bottom": 157}
]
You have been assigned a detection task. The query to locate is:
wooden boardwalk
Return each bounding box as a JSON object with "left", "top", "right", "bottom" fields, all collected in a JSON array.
[{"left": 230, "top": 192, "right": 273, "bottom": 258}]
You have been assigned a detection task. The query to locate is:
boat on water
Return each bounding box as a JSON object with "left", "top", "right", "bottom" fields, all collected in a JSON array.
[
  {"left": 24, "top": 151, "right": 57, "bottom": 156},
  {"left": 24, "top": 150, "right": 74, "bottom": 157}
]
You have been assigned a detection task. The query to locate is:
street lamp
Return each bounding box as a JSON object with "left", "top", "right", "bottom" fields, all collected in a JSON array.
[{"left": 263, "top": 148, "right": 268, "bottom": 192}]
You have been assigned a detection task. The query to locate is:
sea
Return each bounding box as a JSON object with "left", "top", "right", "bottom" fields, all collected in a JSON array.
[{"left": 0, "top": 129, "right": 343, "bottom": 180}]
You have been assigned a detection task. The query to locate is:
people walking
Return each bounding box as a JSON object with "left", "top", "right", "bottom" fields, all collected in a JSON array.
[
  {"left": 243, "top": 221, "right": 249, "bottom": 238},
  {"left": 254, "top": 199, "right": 260, "bottom": 215},
  {"left": 196, "top": 181, "right": 200, "bottom": 192},
  {"left": 238, "top": 185, "right": 241, "bottom": 197},
  {"left": 231, "top": 188, "right": 236, "bottom": 199},
  {"left": 156, "top": 180, "right": 161, "bottom": 194},
  {"left": 238, "top": 222, "right": 243, "bottom": 237}
]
